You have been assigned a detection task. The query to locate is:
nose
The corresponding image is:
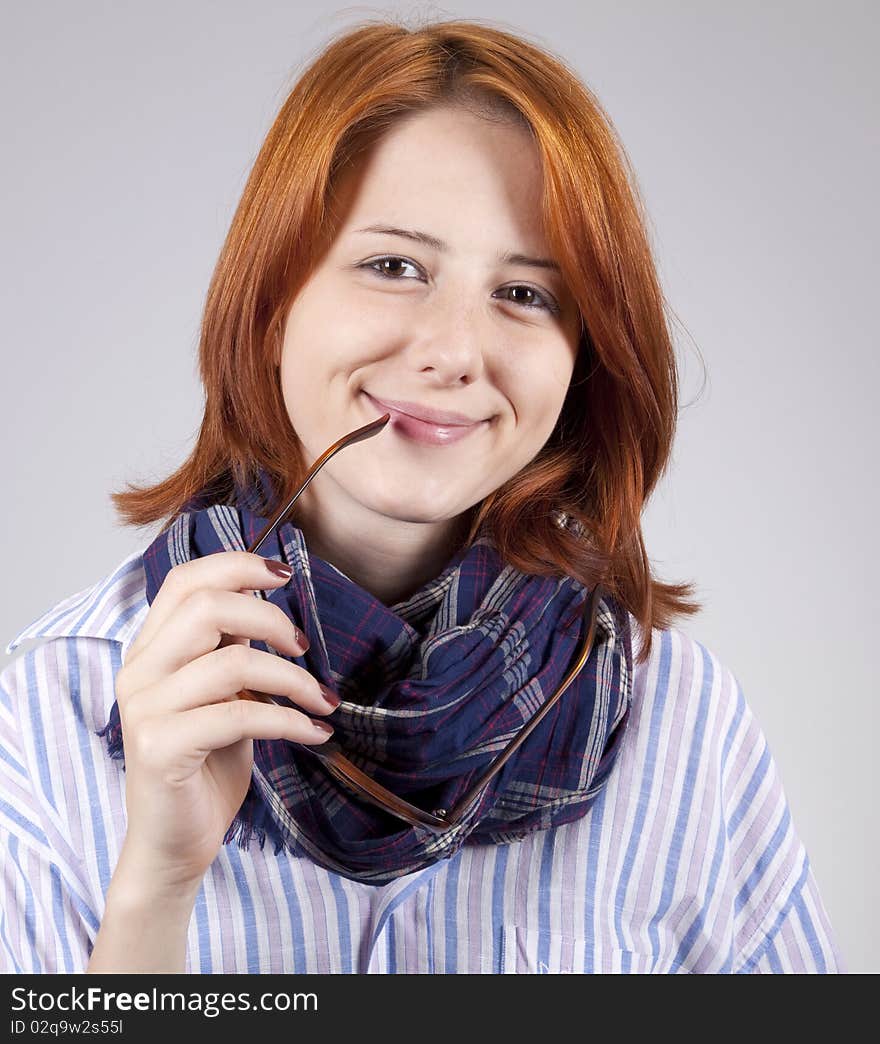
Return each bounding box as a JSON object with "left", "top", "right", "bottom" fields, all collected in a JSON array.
[{"left": 401, "top": 290, "right": 487, "bottom": 386}]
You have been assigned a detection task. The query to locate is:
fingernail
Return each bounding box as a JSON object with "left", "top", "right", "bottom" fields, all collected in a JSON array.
[
  {"left": 318, "top": 683, "right": 341, "bottom": 708},
  {"left": 293, "top": 625, "right": 310, "bottom": 652},
  {"left": 310, "top": 719, "right": 334, "bottom": 737},
  {"left": 265, "top": 559, "right": 293, "bottom": 580}
]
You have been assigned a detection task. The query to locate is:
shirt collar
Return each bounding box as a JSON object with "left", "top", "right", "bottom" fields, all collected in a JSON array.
[{"left": 5, "top": 548, "right": 149, "bottom": 659}]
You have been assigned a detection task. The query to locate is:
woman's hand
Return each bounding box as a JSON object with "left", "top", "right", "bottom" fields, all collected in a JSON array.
[{"left": 110, "top": 550, "right": 336, "bottom": 897}]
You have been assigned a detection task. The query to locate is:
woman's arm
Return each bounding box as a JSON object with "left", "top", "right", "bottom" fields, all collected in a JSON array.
[
  {"left": 1, "top": 645, "right": 212, "bottom": 975},
  {"left": 86, "top": 841, "right": 201, "bottom": 974},
  {"left": 737, "top": 865, "right": 846, "bottom": 973},
  {"left": 720, "top": 671, "right": 846, "bottom": 974},
  {"left": 0, "top": 658, "right": 96, "bottom": 973}
]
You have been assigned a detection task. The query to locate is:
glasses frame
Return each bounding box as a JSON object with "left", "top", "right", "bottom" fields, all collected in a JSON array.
[{"left": 237, "top": 415, "right": 605, "bottom": 832}]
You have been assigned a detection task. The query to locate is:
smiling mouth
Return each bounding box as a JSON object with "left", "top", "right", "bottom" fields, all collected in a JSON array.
[{"left": 362, "top": 392, "right": 489, "bottom": 447}]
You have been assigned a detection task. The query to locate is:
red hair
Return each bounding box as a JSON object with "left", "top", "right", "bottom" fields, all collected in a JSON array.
[{"left": 112, "top": 18, "right": 702, "bottom": 663}]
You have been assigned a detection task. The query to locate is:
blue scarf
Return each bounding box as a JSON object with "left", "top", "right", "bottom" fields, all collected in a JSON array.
[{"left": 101, "top": 489, "right": 633, "bottom": 884}]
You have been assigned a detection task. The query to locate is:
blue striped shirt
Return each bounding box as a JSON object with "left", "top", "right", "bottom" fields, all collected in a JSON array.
[{"left": 0, "top": 549, "right": 845, "bottom": 973}]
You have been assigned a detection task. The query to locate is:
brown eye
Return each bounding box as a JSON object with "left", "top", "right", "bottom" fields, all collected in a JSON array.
[
  {"left": 379, "top": 258, "right": 407, "bottom": 276},
  {"left": 509, "top": 286, "right": 537, "bottom": 306},
  {"left": 495, "top": 284, "right": 558, "bottom": 315},
  {"left": 362, "top": 256, "right": 423, "bottom": 279}
]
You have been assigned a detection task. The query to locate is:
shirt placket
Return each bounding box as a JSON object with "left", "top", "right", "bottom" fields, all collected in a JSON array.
[{"left": 364, "top": 862, "right": 445, "bottom": 973}]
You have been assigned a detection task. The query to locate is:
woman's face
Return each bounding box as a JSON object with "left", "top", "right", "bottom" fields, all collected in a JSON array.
[{"left": 279, "top": 104, "right": 582, "bottom": 530}]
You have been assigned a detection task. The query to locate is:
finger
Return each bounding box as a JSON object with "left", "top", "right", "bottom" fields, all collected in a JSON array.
[
  {"left": 127, "top": 551, "right": 295, "bottom": 662},
  {"left": 164, "top": 699, "right": 335, "bottom": 763},
  {"left": 218, "top": 632, "right": 250, "bottom": 650},
  {"left": 124, "top": 588, "right": 308, "bottom": 693},
  {"left": 153, "top": 644, "right": 339, "bottom": 717}
]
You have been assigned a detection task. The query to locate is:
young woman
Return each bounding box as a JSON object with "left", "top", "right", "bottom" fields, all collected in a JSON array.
[{"left": 1, "top": 19, "right": 845, "bottom": 974}]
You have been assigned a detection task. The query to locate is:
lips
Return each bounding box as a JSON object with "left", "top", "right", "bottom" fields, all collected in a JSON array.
[{"left": 363, "top": 392, "right": 489, "bottom": 447}]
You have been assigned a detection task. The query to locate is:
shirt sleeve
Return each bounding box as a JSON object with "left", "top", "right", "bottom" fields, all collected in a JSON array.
[
  {"left": 718, "top": 669, "right": 846, "bottom": 974},
  {"left": 739, "top": 865, "right": 847, "bottom": 973},
  {"left": 0, "top": 649, "right": 100, "bottom": 973}
]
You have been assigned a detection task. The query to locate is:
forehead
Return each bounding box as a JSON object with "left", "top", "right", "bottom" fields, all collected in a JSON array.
[{"left": 330, "top": 105, "right": 550, "bottom": 251}]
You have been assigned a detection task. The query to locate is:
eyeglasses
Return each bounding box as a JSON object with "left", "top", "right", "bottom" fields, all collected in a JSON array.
[{"left": 237, "top": 415, "right": 604, "bottom": 832}]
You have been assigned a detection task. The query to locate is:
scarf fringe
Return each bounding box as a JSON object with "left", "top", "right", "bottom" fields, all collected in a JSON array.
[
  {"left": 222, "top": 785, "right": 290, "bottom": 857},
  {"left": 96, "top": 706, "right": 126, "bottom": 761}
]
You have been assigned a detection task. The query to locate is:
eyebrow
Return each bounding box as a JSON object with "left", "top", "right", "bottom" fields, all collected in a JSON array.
[{"left": 354, "top": 224, "right": 561, "bottom": 273}]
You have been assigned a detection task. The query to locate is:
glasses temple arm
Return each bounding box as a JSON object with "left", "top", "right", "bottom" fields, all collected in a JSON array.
[
  {"left": 247, "top": 414, "right": 390, "bottom": 556},
  {"left": 444, "top": 582, "right": 605, "bottom": 825}
]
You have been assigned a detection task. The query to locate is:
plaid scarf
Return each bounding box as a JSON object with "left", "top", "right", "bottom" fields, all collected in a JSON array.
[{"left": 101, "top": 490, "right": 633, "bottom": 885}]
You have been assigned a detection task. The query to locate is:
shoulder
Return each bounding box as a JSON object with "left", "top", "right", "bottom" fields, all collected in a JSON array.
[
  {"left": 624, "top": 618, "right": 781, "bottom": 837},
  {"left": 619, "top": 618, "right": 821, "bottom": 967},
  {"left": 0, "top": 550, "right": 148, "bottom": 835},
  {"left": 4, "top": 548, "right": 149, "bottom": 666},
  {"left": 0, "top": 554, "right": 147, "bottom": 972},
  {"left": 2, "top": 548, "right": 149, "bottom": 739},
  {"left": 626, "top": 618, "right": 747, "bottom": 770}
]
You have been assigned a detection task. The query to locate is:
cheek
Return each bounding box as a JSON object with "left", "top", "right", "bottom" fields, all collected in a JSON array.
[
  {"left": 279, "top": 302, "right": 346, "bottom": 402},
  {"left": 280, "top": 285, "right": 404, "bottom": 387},
  {"left": 504, "top": 346, "right": 576, "bottom": 432}
]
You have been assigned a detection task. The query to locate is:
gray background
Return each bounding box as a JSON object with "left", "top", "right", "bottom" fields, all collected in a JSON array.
[{"left": 2, "top": 1, "right": 876, "bottom": 972}]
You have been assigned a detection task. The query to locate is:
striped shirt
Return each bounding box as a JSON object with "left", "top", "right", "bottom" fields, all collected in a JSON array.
[{"left": 0, "top": 549, "right": 845, "bottom": 973}]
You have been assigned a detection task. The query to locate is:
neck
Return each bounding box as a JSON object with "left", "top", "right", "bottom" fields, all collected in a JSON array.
[{"left": 290, "top": 488, "right": 476, "bottom": 607}]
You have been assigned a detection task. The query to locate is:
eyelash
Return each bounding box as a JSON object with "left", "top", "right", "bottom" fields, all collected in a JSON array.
[{"left": 359, "top": 255, "right": 560, "bottom": 316}]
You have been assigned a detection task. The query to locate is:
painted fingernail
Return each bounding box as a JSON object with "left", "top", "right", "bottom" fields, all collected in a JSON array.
[
  {"left": 318, "top": 684, "right": 341, "bottom": 708},
  {"left": 265, "top": 559, "right": 292, "bottom": 579},
  {"left": 310, "top": 719, "right": 334, "bottom": 737},
  {"left": 293, "top": 625, "right": 310, "bottom": 652}
]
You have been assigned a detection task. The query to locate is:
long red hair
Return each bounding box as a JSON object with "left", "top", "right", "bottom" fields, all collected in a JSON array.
[{"left": 112, "top": 18, "right": 702, "bottom": 663}]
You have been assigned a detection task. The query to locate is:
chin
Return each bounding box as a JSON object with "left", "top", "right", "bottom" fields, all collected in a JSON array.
[{"left": 361, "top": 487, "right": 468, "bottom": 526}]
